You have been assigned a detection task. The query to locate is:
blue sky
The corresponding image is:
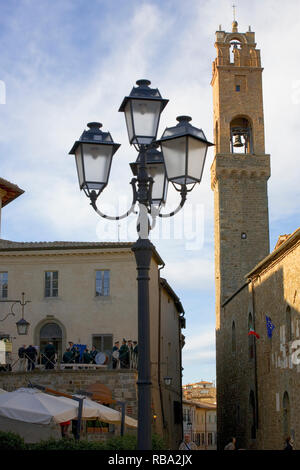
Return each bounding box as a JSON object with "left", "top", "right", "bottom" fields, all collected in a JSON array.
[{"left": 0, "top": 0, "right": 300, "bottom": 385}]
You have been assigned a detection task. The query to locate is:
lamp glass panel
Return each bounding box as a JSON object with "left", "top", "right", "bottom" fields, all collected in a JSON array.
[
  {"left": 124, "top": 101, "right": 134, "bottom": 143},
  {"left": 161, "top": 136, "right": 186, "bottom": 183},
  {"left": 75, "top": 146, "right": 84, "bottom": 188},
  {"left": 187, "top": 137, "right": 207, "bottom": 183},
  {"left": 81, "top": 143, "right": 113, "bottom": 189},
  {"left": 16, "top": 321, "right": 29, "bottom": 335},
  {"left": 147, "top": 163, "right": 167, "bottom": 204},
  {"left": 132, "top": 99, "right": 161, "bottom": 144}
]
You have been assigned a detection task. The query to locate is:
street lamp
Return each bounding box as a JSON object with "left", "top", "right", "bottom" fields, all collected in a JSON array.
[
  {"left": 163, "top": 376, "right": 172, "bottom": 387},
  {"left": 69, "top": 79, "right": 213, "bottom": 450},
  {"left": 0, "top": 292, "right": 30, "bottom": 335}
]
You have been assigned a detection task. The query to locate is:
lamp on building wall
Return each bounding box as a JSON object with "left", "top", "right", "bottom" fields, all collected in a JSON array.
[
  {"left": 163, "top": 376, "right": 172, "bottom": 387},
  {"left": 69, "top": 79, "right": 213, "bottom": 450},
  {"left": 0, "top": 292, "right": 30, "bottom": 335}
]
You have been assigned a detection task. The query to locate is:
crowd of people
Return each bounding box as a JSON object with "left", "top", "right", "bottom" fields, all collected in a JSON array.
[
  {"left": 17, "top": 339, "right": 138, "bottom": 371},
  {"left": 112, "top": 339, "right": 138, "bottom": 369},
  {"left": 62, "top": 342, "right": 99, "bottom": 365}
]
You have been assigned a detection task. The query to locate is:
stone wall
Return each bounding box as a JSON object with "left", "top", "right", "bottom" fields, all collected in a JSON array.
[
  {"left": 0, "top": 369, "right": 138, "bottom": 443},
  {"left": 0, "top": 369, "right": 138, "bottom": 416},
  {"left": 218, "top": 234, "right": 300, "bottom": 450}
]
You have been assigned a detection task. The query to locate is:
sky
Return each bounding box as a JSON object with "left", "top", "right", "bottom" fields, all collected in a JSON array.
[{"left": 0, "top": 0, "right": 299, "bottom": 385}]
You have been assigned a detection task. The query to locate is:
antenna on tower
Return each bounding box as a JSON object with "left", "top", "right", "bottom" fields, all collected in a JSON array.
[{"left": 232, "top": 3, "right": 236, "bottom": 21}]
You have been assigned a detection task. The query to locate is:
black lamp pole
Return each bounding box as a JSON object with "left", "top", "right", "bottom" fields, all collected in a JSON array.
[
  {"left": 131, "top": 145, "right": 155, "bottom": 449},
  {"left": 69, "top": 79, "right": 213, "bottom": 450}
]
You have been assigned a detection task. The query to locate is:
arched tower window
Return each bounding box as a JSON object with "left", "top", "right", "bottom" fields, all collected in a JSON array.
[
  {"left": 230, "top": 40, "right": 241, "bottom": 65},
  {"left": 230, "top": 117, "right": 253, "bottom": 154},
  {"left": 249, "top": 390, "right": 256, "bottom": 439},
  {"left": 232, "top": 321, "right": 236, "bottom": 354},
  {"left": 283, "top": 391, "right": 290, "bottom": 439},
  {"left": 286, "top": 306, "right": 292, "bottom": 342}
]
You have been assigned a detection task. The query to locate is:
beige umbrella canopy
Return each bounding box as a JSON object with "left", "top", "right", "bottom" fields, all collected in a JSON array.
[
  {"left": 56, "top": 395, "right": 137, "bottom": 428},
  {"left": 0, "top": 388, "right": 78, "bottom": 424},
  {"left": 0, "top": 388, "right": 8, "bottom": 394}
]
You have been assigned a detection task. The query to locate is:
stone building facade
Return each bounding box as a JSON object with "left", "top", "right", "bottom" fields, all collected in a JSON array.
[
  {"left": 183, "top": 381, "right": 216, "bottom": 404},
  {"left": 219, "top": 228, "right": 300, "bottom": 449},
  {"left": 182, "top": 399, "right": 217, "bottom": 450},
  {"left": 211, "top": 21, "right": 300, "bottom": 450},
  {"left": 0, "top": 200, "right": 185, "bottom": 449}
]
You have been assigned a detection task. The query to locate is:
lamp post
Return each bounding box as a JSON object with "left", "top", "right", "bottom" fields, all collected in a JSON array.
[
  {"left": 0, "top": 292, "right": 30, "bottom": 335},
  {"left": 69, "top": 79, "right": 213, "bottom": 450}
]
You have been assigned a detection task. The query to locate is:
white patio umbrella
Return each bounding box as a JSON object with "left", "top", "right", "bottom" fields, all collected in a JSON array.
[
  {"left": 0, "top": 388, "right": 8, "bottom": 394},
  {"left": 0, "top": 388, "right": 78, "bottom": 424},
  {"left": 56, "top": 395, "right": 137, "bottom": 428}
]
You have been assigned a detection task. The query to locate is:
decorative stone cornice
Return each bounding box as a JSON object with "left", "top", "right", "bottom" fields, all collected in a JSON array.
[
  {"left": 210, "top": 153, "right": 270, "bottom": 190},
  {"left": 0, "top": 239, "right": 164, "bottom": 265}
]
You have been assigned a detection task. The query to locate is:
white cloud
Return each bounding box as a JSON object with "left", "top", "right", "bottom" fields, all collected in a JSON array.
[
  {"left": 183, "top": 329, "right": 216, "bottom": 362},
  {"left": 163, "top": 257, "right": 214, "bottom": 291}
]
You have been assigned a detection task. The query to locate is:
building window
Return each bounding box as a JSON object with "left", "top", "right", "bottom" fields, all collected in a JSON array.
[
  {"left": 92, "top": 334, "right": 113, "bottom": 353},
  {"left": 173, "top": 401, "right": 182, "bottom": 425},
  {"left": 95, "top": 270, "right": 110, "bottom": 296},
  {"left": 286, "top": 306, "right": 292, "bottom": 342},
  {"left": 232, "top": 320, "right": 236, "bottom": 354},
  {"left": 236, "top": 404, "right": 240, "bottom": 424},
  {"left": 45, "top": 271, "right": 58, "bottom": 297},
  {"left": 283, "top": 391, "right": 290, "bottom": 438},
  {"left": 183, "top": 408, "right": 191, "bottom": 423},
  {"left": 234, "top": 75, "right": 247, "bottom": 92},
  {"left": 201, "top": 433, "right": 205, "bottom": 446},
  {"left": 0, "top": 272, "right": 8, "bottom": 298},
  {"left": 208, "top": 433, "right": 213, "bottom": 446},
  {"left": 249, "top": 390, "right": 256, "bottom": 439}
]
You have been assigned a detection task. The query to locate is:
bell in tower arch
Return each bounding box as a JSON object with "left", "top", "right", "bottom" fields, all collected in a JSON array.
[{"left": 233, "top": 135, "right": 243, "bottom": 147}]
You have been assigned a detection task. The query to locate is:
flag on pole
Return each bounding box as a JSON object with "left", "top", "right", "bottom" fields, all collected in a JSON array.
[
  {"left": 248, "top": 328, "right": 260, "bottom": 339},
  {"left": 266, "top": 316, "right": 275, "bottom": 338}
]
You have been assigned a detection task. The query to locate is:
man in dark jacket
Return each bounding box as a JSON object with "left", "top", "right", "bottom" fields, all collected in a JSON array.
[
  {"left": 132, "top": 341, "right": 138, "bottom": 369},
  {"left": 112, "top": 341, "right": 120, "bottom": 369},
  {"left": 18, "top": 345, "right": 27, "bottom": 372},
  {"left": 119, "top": 339, "right": 129, "bottom": 369},
  {"left": 62, "top": 348, "right": 74, "bottom": 364},
  {"left": 44, "top": 342, "right": 56, "bottom": 370},
  {"left": 82, "top": 348, "right": 91, "bottom": 364},
  {"left": 26, "top": 345, "right": 37, "bottom": 371},
  {"left": 90, "top": 345, "right": 98, "bottom": 364}
]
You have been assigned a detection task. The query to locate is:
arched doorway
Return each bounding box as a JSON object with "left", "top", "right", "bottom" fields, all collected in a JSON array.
[
  {"left": 39, "top": 322, "right": 63, "bottom": 362},
  {"left": 249, "top": 390, "right": 256, "bottom": 440},
  {"left": 283, "top": 391, "right": 290, "bottom": 439}
]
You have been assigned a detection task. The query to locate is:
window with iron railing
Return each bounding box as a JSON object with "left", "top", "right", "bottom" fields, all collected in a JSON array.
[{"left": 0, "top": 272, "right": 8, "bottom": 298}]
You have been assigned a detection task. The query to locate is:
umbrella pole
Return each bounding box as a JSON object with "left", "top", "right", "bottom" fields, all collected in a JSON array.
[
  {"left": 73, "top": 396, "right": 84, "bottom": 440},
  {"left": 117, "top": 401, "right": 126, "bottom": 436}
]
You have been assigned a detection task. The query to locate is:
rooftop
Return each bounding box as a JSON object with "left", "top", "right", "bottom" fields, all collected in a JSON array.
[{"left": 0, "top": 178, "right": 24, "bottom": 207}]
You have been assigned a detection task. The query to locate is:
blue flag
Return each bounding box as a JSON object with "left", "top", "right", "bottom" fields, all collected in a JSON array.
[{"left": 266, "top": 316, "right": 275, "bottom": 338}]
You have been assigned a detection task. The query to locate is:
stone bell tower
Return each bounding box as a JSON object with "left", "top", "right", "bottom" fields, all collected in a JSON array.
[{"left": 210, "top": 21, "right": 270, "bottom": 327}]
